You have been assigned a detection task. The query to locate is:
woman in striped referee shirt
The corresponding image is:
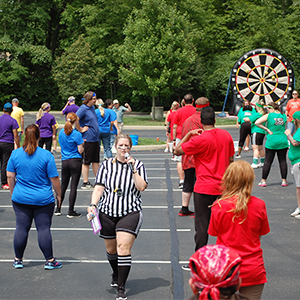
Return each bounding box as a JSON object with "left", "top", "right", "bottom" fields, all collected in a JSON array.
[{"left": 88, "top": 134, "right": 148, "bottom": 300}]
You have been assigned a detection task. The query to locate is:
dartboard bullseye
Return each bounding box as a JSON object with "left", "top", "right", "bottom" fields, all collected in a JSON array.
[{"left": 230, "top": 48, "right": 294, "bottom": 115}]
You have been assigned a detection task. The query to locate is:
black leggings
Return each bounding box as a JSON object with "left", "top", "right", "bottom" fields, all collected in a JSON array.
[
  {"left": 238, "top": 122, "right": 251, "bottom": 147},
  {"left": 38, "top": 137, "right": 52, "bottom": 152},
  {"left": 60, "top": 158, "right": 82, "bottom": 213},
  {"left": 262, "top": 147, "right": 288, "bottom": 180},
  {"left": 12, "top": 201, "right": 54, "bottom": 260}
]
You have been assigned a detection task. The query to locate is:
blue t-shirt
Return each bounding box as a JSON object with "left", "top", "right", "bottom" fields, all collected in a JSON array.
[
  {"left": 59, "top": 128, "right": 84, "bottom": 161},
  {"left": 0, "top": 114, "right": 19, "bottom": 143},
  {"left": 35, "top": 113, "right": 56, "bottom": 138},
  {"left": 96, "top": 108, "right": 117, "bottom": 133},
  {"left": 7, "top": 147, "right": 59, "bottom": 205},
  {"left": 76, "top": 104, "right": 99, "bottom": 142}
]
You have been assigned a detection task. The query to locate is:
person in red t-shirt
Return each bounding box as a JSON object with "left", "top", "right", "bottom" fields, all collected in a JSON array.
[
  {"left": 208, "top": 160, "right": 270, "bottom": 300},
  {"left": 175, "top": 106, "right": 234, "bottom": 268},
  {"left": 178, "top": 97, "right": 208, "bottom": 216},
  {"left": 172, "top": 94, "right": 196, "bottom": 188},
  {"left": 165, "top": 101, "right": 180, "bottom": 154},
  {"left": 285, "top": 90, "right": 300, "bottom": 135}
]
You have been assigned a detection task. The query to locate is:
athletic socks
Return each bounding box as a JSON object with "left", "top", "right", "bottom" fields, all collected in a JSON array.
[
  {"left": 253, "top": 157, "right": 259, "bottom": 165},
  {"left": 260, "top": 157, "right": 265, "bottom": 164},
  {"left": 107, "top": 252, "right": 118, "bottom": 277},
  {"left": 118, "top": 254, "right": 132, "bottom": 289}
]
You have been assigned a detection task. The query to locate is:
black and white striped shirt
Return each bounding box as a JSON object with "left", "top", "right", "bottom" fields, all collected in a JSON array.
[{"left": 96, "top": 158, "right": 148, "bottom": 217}]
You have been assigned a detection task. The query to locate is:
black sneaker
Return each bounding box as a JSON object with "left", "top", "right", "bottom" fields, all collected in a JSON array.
[
  {"left": 181, "top": 264, "right": 191, "bottom": 271},
  {"left": 54, "top": 208, "right": 61, "bottom": 216},
  {"left": 81, "top": 181, "right": 94, "bottom": 190},
  {"left": 178, "top": 209, "right": 194, "bottom": 217},
  {"left": 67, "top": 211, "right": 82, "bottom": 218},
  {"left": 116, "top": 287, "right": 127, "bottom": 300},
  {"left": 111, "top": 273, "right": 118, "bottom": 287}
]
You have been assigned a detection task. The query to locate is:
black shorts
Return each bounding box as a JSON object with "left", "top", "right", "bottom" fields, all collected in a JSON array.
[
  {"left": 99, "top": 211, "right": 143, "bottom": 239},
  {"left": 183, "top": 168, "right": 196, "bottom": 193},
  {"left": 251, "top": 132, "right": 265, "bottom": 146},
  {"left": 82, "top": 141, "right": 100, "bottom": 165}
]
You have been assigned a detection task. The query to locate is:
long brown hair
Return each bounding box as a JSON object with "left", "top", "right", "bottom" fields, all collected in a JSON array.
[
  {"left": 64, "top": 112, "right": 78, "bottom": 136},
  {"left": 212, "top": 160, "right": 255, "bottom": 223},
  {"left": 23, "top": 124, "right": 40, "bottom": 155},
  {"left": 82, "top": 91, "right": 95, "bottom": 105}
]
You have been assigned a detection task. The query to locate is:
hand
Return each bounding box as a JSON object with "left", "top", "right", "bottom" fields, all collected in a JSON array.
[
  {"left": 190, "top": 129, "right": 203, "bottom": 136},
  {"left": 125, "top": 103, "right": 129, "bottom": 107},
  {"left": 87, "top": 206, "right": 96, "bottom": 214},
  {"left": 125, "top": 153, "right": 135, "bottom": 166},
  {"left": 236, "top": 124, "right": 240, "bottom": 129},
  {"left": 267, "top": 128, "right": 273, "bottom": 135},
  {"left": 82, "top": 126, "right": 89, "bottom": 133},
  {"left": 285, "top": 129, "right": 291, "bottom": 136},
  {"left": 56, "top": 195, "right": 61, "bottom": 207}
]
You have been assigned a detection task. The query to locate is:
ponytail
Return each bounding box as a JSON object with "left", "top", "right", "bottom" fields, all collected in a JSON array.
[
  {"left": 64, "top": 112, "right": 78, "bottom": 136},
  {"left": 23, "top": 124, "right": 40, "bottom": 155}
]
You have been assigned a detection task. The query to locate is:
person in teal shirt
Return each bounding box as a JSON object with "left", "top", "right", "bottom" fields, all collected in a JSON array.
[
  {"left": 236, "top": 105, "right": 253, "bottom": 158},
  {"left": 244, "top": 100, "right": 266, "bottom": 168},
  {"left": 286, "top": 111, "right": 300, "bottom": 219},
  {"left": 255, "top": 101, "right": 288, "bottom": 187}
]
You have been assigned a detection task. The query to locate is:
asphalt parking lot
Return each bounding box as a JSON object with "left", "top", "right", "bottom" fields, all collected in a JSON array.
[{"left": 0, "top": 124, "right": 300, "bottom": 300}]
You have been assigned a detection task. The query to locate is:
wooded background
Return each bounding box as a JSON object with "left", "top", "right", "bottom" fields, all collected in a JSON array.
[{"left": 0, "top": 0, "right": 298, "bottom": 112}]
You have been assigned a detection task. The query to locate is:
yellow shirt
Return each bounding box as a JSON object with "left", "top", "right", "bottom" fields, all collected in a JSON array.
[{"left": 11, "top": 106, "right": 24, "bottom": 132}]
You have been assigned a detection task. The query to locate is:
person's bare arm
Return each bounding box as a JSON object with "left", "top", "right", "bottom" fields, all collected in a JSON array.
[
  {"left": 7, "top": 171, "right": 16, "bottom": 195},
  {"left": 13, "top": 129, "right": 20, "bottom": 148},
  {"left": 50, "top": 176, "right": 61, "bottom": 207},
  {"left": 174, "top": 129, "right": 203, "bottom": 156},
  {"left": 21, "top": 115, "right": 24, "bottom": 134}
]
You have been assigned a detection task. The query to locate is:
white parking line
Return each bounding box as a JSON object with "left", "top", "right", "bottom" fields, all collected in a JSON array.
[{"left": 0, "top": 228, "right": 191, "bottom": 232}]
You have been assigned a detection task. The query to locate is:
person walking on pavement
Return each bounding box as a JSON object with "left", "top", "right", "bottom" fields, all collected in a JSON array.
[
  {"left": 0, "top": 102, "right": 20, "bottom": 189},
  {"left": 173, "top": 93, "right": 196, "bottom": 189},
  {"left": 76, "top": 91, "right": 100, "bottom": 189},
  {"left": 178, "top": 97, "right": 208, "bottom": 217},
  {"left": 11, "top": 98, "right": 24, "bottom": 146},
  {"left": 175, "top": 106, "right": 234, "bottom": 270}
]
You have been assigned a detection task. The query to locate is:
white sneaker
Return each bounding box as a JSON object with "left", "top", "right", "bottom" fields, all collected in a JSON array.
[
  {"left": 251, "top": 163, "right": 259, "bottom": 169},
  {"left": 291, "top": 207, "right": 300, "bottom": 217},
  {"left": 295, "top": 214, "right": 300, "bottom": 220},
  {"left": 258, "top": 162, "right": 264, "bottom": 168},
  {"left": 164, "top": 148, "right": 169, "bottom": 153}
]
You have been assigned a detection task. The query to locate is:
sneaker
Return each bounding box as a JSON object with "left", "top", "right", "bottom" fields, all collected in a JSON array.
[
  {"left": 235, "top": 155, "right": 241, "bottom": 159},
  {"left": 178, "top": 181, "right": 184, "bottom": 189},
  {"left": 178, "top": 209, "right": 194, "bottom": 217},
  {"left": 111, "top": 273, "right": 118, "bottom": 287},
  {"left": 67, "top": 211, "right": 82, "bottom": 218},
  {"left": 171, "top": 156, "right": 176, "bottom": 161},
  {"left": 258, "top": 162, "right": 264, "bottom": 168},
  {"left": 116, "top": 287, "right": 127, "bottom": 300},
  {"left": 52, "top": 150, "right": 57, "bottom": 155},
  {"left": 294, "top": 214, "right": 300, "bottom": 220},
  {"left": 54, "top": 208, "right": 61, "bottom": 216},
  {"left": 258, "top": 181, "right": 267, "bottom": 187},
  {"left": 81, "top": 181, "right": 94, "bottom": 190},
  {"left": 181, "top": 264, "right": 191, "bottom": 271},
  {"left": 281, "top": 181, "right": 289, "bottom": 187},
  {"left": 291, "top": 207, "right": 300, "bottom": 217},
  {"left": 164, "top": 148, "right": 169, "bottom": 153},
  {"left": 13, "top": 259, "right": 23, "bottom": 269},
  {"left": 44, "top": 258, "right": 62, "bottom": 270},
  {"left": 243, "top": 146, "right": 249, "bottom": 151},
  {"left": 2, "top": 183, "right": 9, "bottom": 190},
  {"left": 251, "top": 163, "right": 259, "bottom": 169}
]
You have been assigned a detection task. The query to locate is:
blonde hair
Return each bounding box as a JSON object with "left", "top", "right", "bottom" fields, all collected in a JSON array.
[
  {"left": 36, "top": 102, "right": 50, "bottom": 121},
  {"left": 64, "top": 112, "right": 78, "bottom": 136},
  {"left": 256, "top": 99, "right": 266, "bottom": 115},
  {"left": 171, "top": 101, "right": 179, "bottom": 111},
  {"left": 212, "top": 160, "right": 255, "bottom": 224}
]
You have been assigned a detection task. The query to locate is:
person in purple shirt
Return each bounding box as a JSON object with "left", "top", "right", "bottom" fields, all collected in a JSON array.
[
  {"left": 61, "top": 96, "right": 80, "bottom": 119},
  {"left": 35, "top": 102, "right": 57, "bottom": 152},
  {"left": 0, "top": 102, "right": 20, "bottom": 189}
]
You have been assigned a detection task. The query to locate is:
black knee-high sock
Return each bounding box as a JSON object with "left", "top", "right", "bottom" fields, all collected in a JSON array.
[
  {"left": 118, "top": 254, "right": 131, "bottom": 289},
  {"left": 107, "top": 252, "right": 118, "bottom": 276}
]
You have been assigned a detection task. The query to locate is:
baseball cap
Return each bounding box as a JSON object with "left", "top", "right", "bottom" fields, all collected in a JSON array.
[
  {"left": 113, "top": 99, "right": 119, "bottom": 105},
  {"left": 68, "top": 96, "right": 75, "bottom": 102},
  {"left": 12, "top": 98, "right": 19, "bottom": 103},
  {"left": 4, "top": 102, "right": 13, "bottom": 112}
]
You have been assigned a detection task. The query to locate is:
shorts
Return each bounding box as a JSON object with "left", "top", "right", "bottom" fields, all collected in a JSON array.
[
  {"left": 82, "top": 141, "right": 100, "bottom": 165},
  {"left": 99, "top": 210, "right": 143, "bottom": 239},
  {"left": 251, "top": 132, "right": 265, "bottom": 146},
  {"left": 173, "top": 138, "right": 182, "bottom": 162},
  {"left": 292, "top": 162, "right": 300, "bottom": 187},
  {"left": 183, "top": 168, "right": 196, "bottom": 193}
]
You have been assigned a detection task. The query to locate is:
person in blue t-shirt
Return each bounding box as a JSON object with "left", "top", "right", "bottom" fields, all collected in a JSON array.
[
  {"left": 76, "top": 91, "right": 100, "bottom": 189},
  {"left": 56, "top": 112, "right": 84, "bottom": 218},
  {"left": 7, "top": 124, "right": 62, "bottom": 270}
]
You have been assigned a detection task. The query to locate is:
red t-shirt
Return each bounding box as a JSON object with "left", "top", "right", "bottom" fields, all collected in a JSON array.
[
  {"left": 167, "top": 110, "right": 176, "bottom": 140},
  {"left": 286, "top": 98, "right": 300, "bottom": 122},
  {"left": 173, "top": 105, "right": 196, "bottom": 139},
  {"left": 181, "top": 112, "right": 202, "bottom": 170},
  {"left": 208, "top": 196, "right": 270, "bottom": 287},
  {"left": 181, "top": 128, "right": 234, "bottom": 194}
]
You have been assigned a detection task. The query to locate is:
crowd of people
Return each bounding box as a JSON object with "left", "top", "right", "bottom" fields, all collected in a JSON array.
[{"left": 1, "top": 90, "right": 300, "bottom": 300}]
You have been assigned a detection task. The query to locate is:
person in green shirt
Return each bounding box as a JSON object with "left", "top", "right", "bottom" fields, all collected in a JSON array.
[
  {"left": 285, "top": 111, "right": 300, "bottom": 219},
  {"left": 243, "top": 100, "right": 266, "bottom": 169},
  {"left": 255, "top": 102, "right": 288, "bottom": 187}
]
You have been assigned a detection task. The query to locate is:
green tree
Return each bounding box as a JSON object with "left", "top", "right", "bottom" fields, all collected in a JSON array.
[
  {"left": 118, "top": 0, "right": 196, "bottom": 119},
  {"left": 52, "top": 35, "right": 101, "bottom": 101}
]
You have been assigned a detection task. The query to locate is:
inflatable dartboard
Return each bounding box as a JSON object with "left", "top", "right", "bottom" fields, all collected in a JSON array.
[{"left": 230, "top": 48, "right": 294, "bottom": 115}]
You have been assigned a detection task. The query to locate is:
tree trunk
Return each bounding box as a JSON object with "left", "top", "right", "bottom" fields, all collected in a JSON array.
[{"left": 152, "top": 96, "right": 155, "bottom": 120}]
